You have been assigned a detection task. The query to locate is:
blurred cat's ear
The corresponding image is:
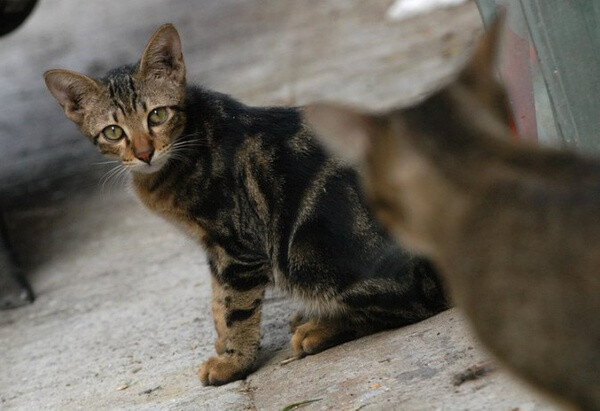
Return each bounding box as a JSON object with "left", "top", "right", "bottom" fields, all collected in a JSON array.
[
  {"left": 44, "top": 69, "right": 101, "bottom": 125},
  {"left": 139, "top": 23, "right": 185, "bottom": 84},
  {"left": 304, "top": 103, "right": 376, "bottom": 164},
  {"left": 459, "top": 11, "right": 504, "bottom": 89}
]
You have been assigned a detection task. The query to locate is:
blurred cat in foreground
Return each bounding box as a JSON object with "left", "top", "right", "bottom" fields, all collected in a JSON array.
[{"left": 305, "top": 18, "right": 600, "bottom": 410}]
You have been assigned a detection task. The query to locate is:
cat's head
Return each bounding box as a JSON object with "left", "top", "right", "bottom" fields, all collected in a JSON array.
[
  {"left": 44, "top": 24, "right": 186, "bottom": 174},
  {"left": 304, "top": 17, "right": 508, "bottom": 250}
]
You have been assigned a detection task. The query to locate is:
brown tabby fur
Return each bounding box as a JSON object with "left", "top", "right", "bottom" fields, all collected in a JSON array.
[
  {"left": 306, "top": 20, "right": 600, "bottom": 410},
  {"left": 43, "top": 25, "right": 448, "bottom": 385}
]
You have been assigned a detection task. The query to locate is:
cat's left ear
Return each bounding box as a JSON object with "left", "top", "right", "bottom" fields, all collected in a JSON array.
[
  {"left": 304, "top": 103, "right": 376, "bottom": 164},
  {"left": 139, "top": 23, "right": 185, "bottom": 83}
]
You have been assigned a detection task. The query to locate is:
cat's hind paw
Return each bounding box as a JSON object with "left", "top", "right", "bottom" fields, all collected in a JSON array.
[
  {"left": 197, "top": 355, "right": 251, "bottom": 386},
  {"left": 290, "top": 320, "right": 356, "bottom": 358}
]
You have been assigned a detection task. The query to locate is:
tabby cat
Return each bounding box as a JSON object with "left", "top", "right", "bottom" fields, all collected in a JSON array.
[
  {"left": 43, "top": 24, "right": 448, "bottom": 385},
  {"left": 306, "top": 20, "right": 600, "bottom": 409}
]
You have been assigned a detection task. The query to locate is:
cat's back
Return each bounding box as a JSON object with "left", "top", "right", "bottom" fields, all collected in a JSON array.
[{"left": 453, "top": 155, "right": 600, "bottom": 287}]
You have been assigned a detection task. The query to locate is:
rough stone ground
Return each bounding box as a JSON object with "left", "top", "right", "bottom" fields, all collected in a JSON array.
[{"left": 0, "top": 1, "right": 557, "bottom": 409}]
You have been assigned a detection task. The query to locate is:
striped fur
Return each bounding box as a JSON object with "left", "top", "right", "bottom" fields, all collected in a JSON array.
[{"left": 44, "top": 24, "right": 448, "bottom": 386}]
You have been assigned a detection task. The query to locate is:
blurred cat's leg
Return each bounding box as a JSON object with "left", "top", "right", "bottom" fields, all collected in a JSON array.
[
  {"left": 198, "top": 273, "right": 267, "bottom": 386},
  {"left": 0, "top": 217, "right": 34, "bottom": 309},
  {"left": 0, "top": 252, "right": 34, "bottom": 309}
]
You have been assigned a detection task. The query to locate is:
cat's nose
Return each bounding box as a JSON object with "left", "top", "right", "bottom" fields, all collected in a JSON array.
[{"left": 135, "top": 147, "right": 154, "bottom": 164}]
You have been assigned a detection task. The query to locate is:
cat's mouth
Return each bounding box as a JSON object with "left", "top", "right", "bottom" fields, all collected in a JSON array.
[{"left": 127, "top": 147, "right": 171, "bottom": 174}]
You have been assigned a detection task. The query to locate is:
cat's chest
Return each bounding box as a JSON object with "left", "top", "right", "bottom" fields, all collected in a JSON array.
[{"left": 134, "top": 182, "right": 208, "bottom": 242}]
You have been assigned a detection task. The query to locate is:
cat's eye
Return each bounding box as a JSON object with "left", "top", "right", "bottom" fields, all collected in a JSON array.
[
  {"left": 102, "top": 125, "right": 125, "bottom": 141},
  {"left": 148, "top": 107, "right": 168, "bottom": 126}
]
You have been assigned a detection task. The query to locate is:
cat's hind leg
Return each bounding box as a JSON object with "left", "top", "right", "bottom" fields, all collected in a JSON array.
[
  {"left": 291, "top": 261, "right": 448, "bottom": 358},
  {"left": 290, "top": 303, "right": 434, "bottom": 359}
]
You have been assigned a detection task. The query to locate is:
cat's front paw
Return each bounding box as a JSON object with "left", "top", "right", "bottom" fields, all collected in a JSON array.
[{"left": 198, "top": 355, "right": 251, "bottom": 386}]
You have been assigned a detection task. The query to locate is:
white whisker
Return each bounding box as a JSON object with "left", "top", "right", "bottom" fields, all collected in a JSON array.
[
  {"left": 92, "top": 159, "right": 119, "bottom": 166},
  {"left": 115, "top": 166, "right": 131, "bottom": 190},
  {"left": 100, "top": 163, "right": 127, "bottom": 195}
]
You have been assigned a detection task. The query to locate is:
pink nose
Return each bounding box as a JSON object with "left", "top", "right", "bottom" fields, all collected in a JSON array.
[{"left": 135, "top": 147, "right": 154, "bottom": 164}]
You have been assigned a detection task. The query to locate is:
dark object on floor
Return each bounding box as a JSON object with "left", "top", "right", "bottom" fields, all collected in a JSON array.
[{"left": 0, "top": 0, "right": 38, "bottom": 36}]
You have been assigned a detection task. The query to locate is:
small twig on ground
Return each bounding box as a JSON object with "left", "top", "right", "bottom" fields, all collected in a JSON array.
[
  {"left": 138, "top": 385, "right": 162, "bottom": 395},
  {"left": 281, "top": 398, "right": 322, "bottom": 411},
  {"left": 452, "top": 361, "right": 496, "bottom": 386},
  {"left": 279, "top": 357, "right": 298, "bottom": 366}
]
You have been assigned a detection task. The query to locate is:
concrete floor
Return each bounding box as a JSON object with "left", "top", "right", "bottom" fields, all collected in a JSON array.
[{"left": 1, "top": 1, "right": 557, "bottom": 409}]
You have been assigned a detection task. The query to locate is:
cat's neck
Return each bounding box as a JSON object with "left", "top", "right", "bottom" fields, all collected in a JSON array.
[{"left": 131, "top": 169, "right": 160, "bottom": 190}]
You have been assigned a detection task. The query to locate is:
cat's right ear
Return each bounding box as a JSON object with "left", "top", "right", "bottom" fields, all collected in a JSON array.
[
  {"left": 44, "top": 69, "right": 101, "bottom": 125},
  {"left": 304, "top": 103, "right": 376, "bottom": 164},
  {"left": 458, "top": 12, "right": 505, "bottom": 89},
  {"left": 139, "top": 24, "right": 185, "bottom": 84}
]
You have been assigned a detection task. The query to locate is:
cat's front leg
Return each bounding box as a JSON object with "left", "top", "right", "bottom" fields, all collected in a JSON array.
[{"left": 199, "top": 274, "right": 266, "bottom": 386}]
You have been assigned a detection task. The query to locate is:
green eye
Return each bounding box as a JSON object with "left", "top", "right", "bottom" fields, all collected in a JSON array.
[
  {"left": 148, "top": 107, "right": 168, "bottom": 126},
  {"left": 102, "top": 125, "right": 125, "bottom": 141}
]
